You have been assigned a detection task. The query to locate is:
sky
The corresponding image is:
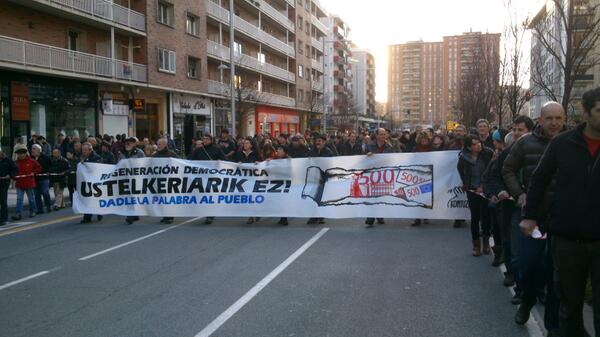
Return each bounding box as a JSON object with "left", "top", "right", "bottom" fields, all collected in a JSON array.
[{"left": 319, "top": 0, "right": 543, "bottom": 102}]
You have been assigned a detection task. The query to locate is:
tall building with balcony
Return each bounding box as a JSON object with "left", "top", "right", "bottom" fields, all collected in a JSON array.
[
  {"left": 387, "top": 31, "right": 499, "bottom": 128},
  {"left": 323, "top": 15, "right": 352, "bottom": 131},
  {"left": 294, "top": 0, "right": 327, "bottom": 132},
  {"left": 388, "top": 41, "right": 444, "bottom": 127},
  {"left": 206, "top": 0, "right": 301, "bottom": 137},
  {"left": 528, "top": 0, "right": 599, "bottom": 120},
  {"left": 350, "top": 48, "right": 376, "bottom": 129},
  {"left": 0, "top": 0, "right": 148, "bottom": 151}
]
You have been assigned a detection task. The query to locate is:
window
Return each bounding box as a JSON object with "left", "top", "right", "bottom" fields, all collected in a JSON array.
[
  {"left": 234, "top": 41, "right": 243, "bottom": 55},
  {"left": 157, "top": 1, "right": 174, "bottom": 26},
  {"left": 158, "top": 48, "right": 176, "bottom": 73},
  {"left": 305, "top": 45, "right": 310, "bottom": 56},
  {"left": 298, "top": 65, "right": 304, "bottom": 78},
  {"left": 257, "top": 80, "right": 262, "bottom": 92},
  {"left": 257, "top": 52, "right": 266, "bottom": 65},
  {"left": 298, "top": 40, "right": 303, "bottom": 55},
  {"left": 234, "top": 75, "right": 242, "bottom": 88},
  {"left": 68, "top": 30, "right": 80, "bottom": 51},
  {"left": 298, "top": 89, "right": 304, "bottom": 102},
  {"left": 305, "top": 0, "right": 310, "bottom": 10},
  {"left": 297, "top": 16, "right": 303, "bottom": 30},
  {"left": 187, "top": 56, "right": 200, "bottom": 79},
  {"left": 305, "top": 23, "right": 310, "bottom": 34},
  {"left": 186, "top": 13, "right": 199, "bottom": 36}
]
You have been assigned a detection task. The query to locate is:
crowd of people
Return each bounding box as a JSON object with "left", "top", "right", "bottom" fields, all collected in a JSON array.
[{"left": 0, "top": 86, "right": 598, "bottom": 337}]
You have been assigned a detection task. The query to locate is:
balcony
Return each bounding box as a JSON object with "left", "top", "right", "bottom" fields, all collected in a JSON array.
[
  {"left": 311, "top": 37, "right": 323, "bottom": 52},
  {"left": 311, "top": 58, "right": 324, "bottom": 72},
  {"left": 254, "top": 0, "right": 294, "bottom": 32},
  {"left": 25, "top": 0, "right": 146, "bottom": 33},
  {"left": 207, "top": 40, "right": 295, "bottom": 83},
  {"left": 0, "top": 35, "right": 147, "bottom": 83},
  {"left": 207, "top": 1, "right": 295, "bottom": 58},
  {"left": 312, "top": 79, "right": 323, "bottom": 92},
  {"left": 311, "top": 16, "right": 327, "bottom": 34},
  {"left": 207, "top": 80, "right": 296, "bottom": 108}
]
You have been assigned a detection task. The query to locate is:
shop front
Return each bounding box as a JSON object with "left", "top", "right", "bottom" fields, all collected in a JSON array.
[
  {"left": 254, "top": 105, "right": 300, "bottom": 137},
  {"left": 171, "top": 93, "right": 212, "bottom": 157},
  {"left": 0, "top": 71, "right": 96, "bottom": 153}
]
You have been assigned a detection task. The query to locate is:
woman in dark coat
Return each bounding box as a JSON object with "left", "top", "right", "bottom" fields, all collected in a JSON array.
[
  {"left": 49, "top": 148, "right": 70, "bottom": 210},
  {"left": 457, "top": 135, "right": 494, "bottom": 257}
]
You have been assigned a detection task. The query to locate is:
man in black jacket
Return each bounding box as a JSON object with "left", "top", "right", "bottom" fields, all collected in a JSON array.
[
  {"left": 521, "top": 88, "right": 600, "bottom": 337},
  {"left": 189, "top": 134, "right": 225, "bottom": 224},
  {"left": 0, "top": 149, "right": 17, "bottom": 226},
  {"left": 307, "top": 135, "right": 334, "bottom": 225},
  {"left": 153, "top": 138, "right": 179, "bottom": 224},
  {"left": 80, "top": 143, "right": 103, "bottom": 224},
  {"left": 502, "top": 102, "right": 564, "bottom": 333},
  {"left": 340, "top": 132, "right": 364, "bottom": 156}
]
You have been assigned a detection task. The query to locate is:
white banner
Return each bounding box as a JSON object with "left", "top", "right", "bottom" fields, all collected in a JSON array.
[{"left": 73, "top": 152, "right": 470, "bottom": 219}]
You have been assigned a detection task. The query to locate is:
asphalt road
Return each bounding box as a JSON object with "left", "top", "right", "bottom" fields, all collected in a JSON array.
[{"left": 0, "top": 214, "right": 536, "bottom": 337}]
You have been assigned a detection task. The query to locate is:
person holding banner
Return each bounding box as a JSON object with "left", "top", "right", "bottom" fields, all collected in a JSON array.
[
  {"left": 365, "top": 128, "right": 394, "bottom": 228},
  {"left": 120, "top": 137, "right": 145, "bottom": 225},
  {"left": 0, "top": 149, "right": 17, "bottom": 226},
  {"left": 307, "top": 134, "right": 335, "bottom": 225},
  {"left": 49, "top": 148, "right": 70, "bottom": 211},
  {"left": 80, "top": 143, "right": 103, "bottom": 224},
  {"left": 188, "top": 134, "right": 225, "bottom": 225},
  {"left": 12, "top": 144, "right": 40, "bottom": 220},
  {"left": 457, "top": 135, "right": 493, "bottom": 257},
  {"left": 153, "top": 138, "right": 179, "bottom": 224}
]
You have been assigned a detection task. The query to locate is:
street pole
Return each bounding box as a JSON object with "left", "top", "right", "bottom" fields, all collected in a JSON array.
[
  {"left": 229, "top": 0, "right": 236, "bottom": 136},
  {"left": 322, "top": 38, "right": 327, "bottom": 133}
]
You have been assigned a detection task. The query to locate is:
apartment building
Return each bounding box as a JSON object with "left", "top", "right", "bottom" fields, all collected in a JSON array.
[
  {"left": 350, "top": 48, "right": 376, "bottom": 129},
  {"left": 387, "top": 31, "right": 500, "bottom": 128},
  {"left": 0, "top": 0, "right": 341, "bottom": 152},
  {"left": 529, "top": 0, "right": 599, "bottom": 120},
  {"left": 323, "top": 15, "right": 352, "bottom": 131},
  {"left": 0, "top": 0, "right": 148, "bottom": 152}
]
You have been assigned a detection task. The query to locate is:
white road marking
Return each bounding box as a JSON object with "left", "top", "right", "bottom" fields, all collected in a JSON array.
[
  {"left": 194, "top": 227, "right": 330, "bottom": 337},
  {"left": 0, "top": 267, "right": 61, "bottom": 291},
  {"left": 78, "top": 217, "right": 203, "bottom": 261}
]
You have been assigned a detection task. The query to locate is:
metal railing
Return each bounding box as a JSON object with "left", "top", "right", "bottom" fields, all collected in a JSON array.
[
  {"left": 0, "top": 35, "right": 147, "bottom": 83},
  {"left": 207, "top": 80, "right": 295, "bottom": 107},
  {"left": 311, "top": 16, "right": 327, "bottom": 34},
  {"left": 207, "top": 40, "right": 295, "bottom": 83},
  {"left": 256, "top": 0, "right": 294, "bottom": 31},
  {"left": 311, "top": 37, "right": 323, "bottom": 52},
  {"left": 312, "top": 80, "right": 323, "bottom": 92},
  {"left": 311, "top": 58, "right": 324, "bottom": 72},
  {"left": 42, "top": 0, "right": 145, "bottom": 32},
  {"left": 207, "top": 1, "right": 295, "bottom": 57}
]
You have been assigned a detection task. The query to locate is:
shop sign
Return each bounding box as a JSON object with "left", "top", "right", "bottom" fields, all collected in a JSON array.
[
  {"left": 102, "top": 94, "right": 129, "bottom": 116},
  {"left": 173, "top": 94, "right": 210, "bottom": 115},
  {"left": 258, "top": 112, "right": 299, "bottom": 124},
  {"left": 132, "top": 99, "right": 145, "bottom": 112},
  {"left": 11, "top": 82, "right": 29, "bottom": 121}
]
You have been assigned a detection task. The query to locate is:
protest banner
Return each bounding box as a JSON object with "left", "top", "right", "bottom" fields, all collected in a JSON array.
[{"left": 73, "top": 151, "right": 470, "bottom": 219}]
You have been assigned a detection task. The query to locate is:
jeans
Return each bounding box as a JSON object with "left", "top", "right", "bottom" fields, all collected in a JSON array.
[
  {"left": 0, "top": 186, "right": 7, "bottom": 222},
  {"left": 518, "top": 224, "right": 559, "bottom": 331},
  {"left": 34, "top": 179, "right": 52, "bottom": 212},
  {"left": 553, "top": 236, "right": 600, "bottom": 337},
  {"left": 466, "top": 192, "right": 491, "bottom": 241},
  {"left": 52, "top": 183, "right": 65, "bottom": 208},
  {"left": 16, "top": 188, "right": 37, "bottom": 215}
]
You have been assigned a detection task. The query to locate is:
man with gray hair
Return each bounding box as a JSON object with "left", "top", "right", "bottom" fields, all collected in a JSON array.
[
  {"left": 31, "top": 143, "right": 52, "bottom": 214},
  {"left": 80, "top": 142, "right": 102, "bottom": 224},
  {"left": 502, "top": 101, "right": 565, "bottom": 333}
]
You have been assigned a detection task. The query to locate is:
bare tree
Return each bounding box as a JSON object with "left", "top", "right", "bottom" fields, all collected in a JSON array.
[
  {"left": 529, "top": 0, "right": 600, "bottom": 116},
  {"left": 457, "top": 34, "right": 501, "bottom": 127}
]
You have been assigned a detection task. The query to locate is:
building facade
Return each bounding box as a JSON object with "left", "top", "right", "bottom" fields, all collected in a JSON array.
[
  {"left": 388, "top": 32, "right": 500, "bottom": 128},
  {"left": 349, "top": 48, "right": 376, "bottom": 129}
]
